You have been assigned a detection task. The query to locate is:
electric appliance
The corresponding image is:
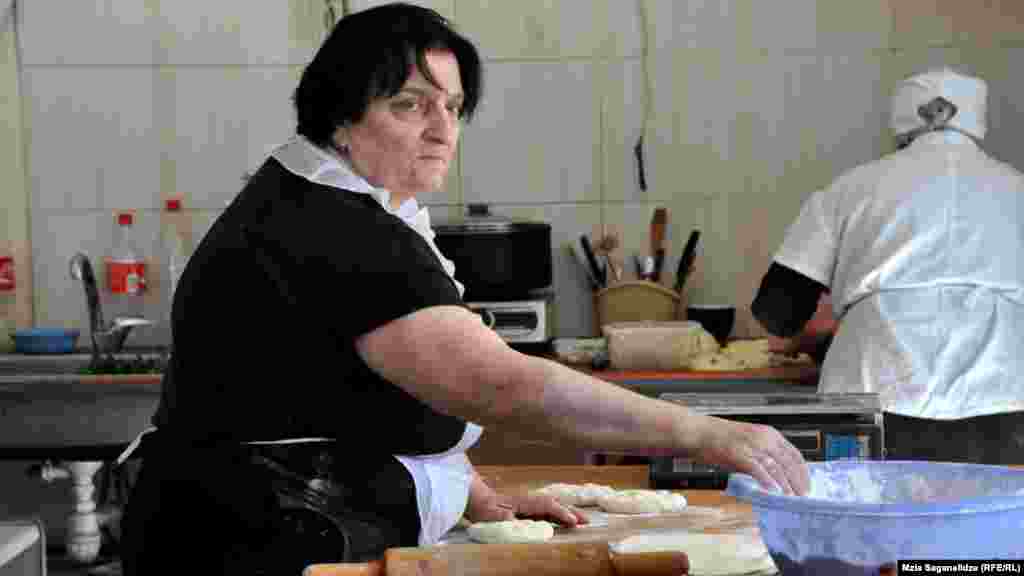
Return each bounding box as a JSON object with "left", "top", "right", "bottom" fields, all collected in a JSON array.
[{"left": 434, "top": 204, "right": 554, "bottom": 353}]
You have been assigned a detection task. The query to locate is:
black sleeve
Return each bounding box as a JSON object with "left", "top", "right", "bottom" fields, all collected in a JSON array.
[{"left": 751, "top": 261, "right": 829, "bottom": 338}]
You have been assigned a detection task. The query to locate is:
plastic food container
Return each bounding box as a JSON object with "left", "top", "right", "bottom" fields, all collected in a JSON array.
[
  {"left": 602, "top": 320, "right": 715, "bottom": 371},
  {"left": 726, "top": 460, "right": 1024, "bottom": 575},
  {"left": 10, "top": 328, "right": 81, "bottom": 354},
  {"left": 551, "top": 338, "right": 607, "bottom": 365}
]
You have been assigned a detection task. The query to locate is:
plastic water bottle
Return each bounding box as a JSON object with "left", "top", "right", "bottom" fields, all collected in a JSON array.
[
  {"left": 164, "top": 198, "right": 187, "bottom": 311},
  {"left": 167, "top": 233, "right": 185, "bottom": 301}
]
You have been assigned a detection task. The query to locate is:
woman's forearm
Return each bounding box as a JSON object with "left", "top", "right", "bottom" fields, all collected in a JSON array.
[{"left": 481, "top": 352, "right": 709, "bottom": 459}]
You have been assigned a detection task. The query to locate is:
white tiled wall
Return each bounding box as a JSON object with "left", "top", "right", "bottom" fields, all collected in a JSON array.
[
  {"left": 10, "top": 0, "right": 1024, "bottom": 346},
  {"left": 461, "top": 61, "right": 599, "bottom": 205},
  {"left": 24, "top": 67, "right": 160, "bottom": 211},
  {"left": 162, "top": 67, "right": 301, "bottom": 210}
]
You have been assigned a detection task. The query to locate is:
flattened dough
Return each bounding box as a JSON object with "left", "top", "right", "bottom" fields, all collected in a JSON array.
[
  {"left": 595, "top": 490, "right": 688, "bottom": 514},
  {"left": 688, "top": 351, "right": 747, "bottom": 371},
  {"left": 611, "top": 531, "right": 776, "bottom": 576},
  {"left": 689, "top": 338, "right": 812, "bottom": 371},
  {"left": 531, "top": 483, "right": 616, "bottom": 507},
  {"left": 466, "top": 519, "right": 555, "bottom": 544}
]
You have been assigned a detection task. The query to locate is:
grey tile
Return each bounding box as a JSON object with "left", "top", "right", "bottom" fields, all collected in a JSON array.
[
  {"left": 651, "top": 0, "right": 744, "bottom": 51},
  {"left": 154, "top": 1, "right": 321, "bottom": 65},
  {"left": 23, "top": 68, "right": 159, "bottom": 212},
  {"left": 601, "top": 60, "right": 647, "bottom": 203},
  {"left": 160, "top": 68, "right": 299, "bottom": 211},
  {"left": 17, "top": 0, "right": 154, "bottom": 65},
  {"left": 18, "top": 1, "right": 323, "bottom": 66},
  {"left": 461, "top": 61, "right": 598, "bottom": 205}
]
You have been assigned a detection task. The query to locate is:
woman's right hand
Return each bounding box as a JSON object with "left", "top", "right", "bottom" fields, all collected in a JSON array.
[{"left": 695, "top": 415, "right": 810, "bottom": 496}]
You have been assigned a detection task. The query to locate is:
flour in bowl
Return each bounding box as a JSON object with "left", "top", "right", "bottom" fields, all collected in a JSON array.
[{"left": 804, "top": 466, "right": 884, "bottom": 503}]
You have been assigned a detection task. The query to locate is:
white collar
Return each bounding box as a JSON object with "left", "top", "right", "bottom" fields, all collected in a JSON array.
[
  {"left": 269, "top": 135, "right": 464, "bottom": 297},
  {"left": 270, "top": 135, "right": 422, "bottom": 222},
  {"left": 910, "top": 129, "right": 980, "bottom": 149}
]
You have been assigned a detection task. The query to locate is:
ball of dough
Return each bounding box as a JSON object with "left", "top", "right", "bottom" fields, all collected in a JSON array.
[
  {"left": 596, "top": 490, "right": 688, "bottom": 514},
  {"left": 466, "top": 519, "right": 555, "bottom": 544},
  {"left": 531, "top": 483, "right": 615, "bottom": 507}
]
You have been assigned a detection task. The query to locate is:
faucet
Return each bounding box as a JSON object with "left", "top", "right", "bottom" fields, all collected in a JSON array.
[{"left": 69, "top": 252, "right": 154, "bottom": 362}]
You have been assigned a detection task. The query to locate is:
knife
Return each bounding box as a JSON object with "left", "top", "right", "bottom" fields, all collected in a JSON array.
[
  {"left": 570, "top": 242, "right": 601, "bottom": 290},
  {"left": 673, "top": 229, "right": 701, "bottom": 295},
  {"left": 580, "top": 235, "right": 606, "bottom": 288},
  {"left": 650, "top": 207, "right": 668, "bottom": 283}
]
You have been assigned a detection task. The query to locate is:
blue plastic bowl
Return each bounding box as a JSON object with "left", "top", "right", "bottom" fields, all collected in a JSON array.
[
  {"left": 11, "top": 328, "right": 81, "bottom": 354},
  {"left": 727, "top": 460, "right": 1024, "bottom": 575}
]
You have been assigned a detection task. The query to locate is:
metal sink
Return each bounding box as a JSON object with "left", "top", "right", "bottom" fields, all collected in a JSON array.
[
  {"left": 0, "top": 351, "right": 166, "bottom": 378},
  {"left": 0, "top": 354, "right": 92, "bottom": 376}
]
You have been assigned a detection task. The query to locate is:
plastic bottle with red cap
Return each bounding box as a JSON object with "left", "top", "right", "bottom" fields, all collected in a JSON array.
[
  {"left": 165, "top": 198, "right": 186, "bottom": 304},
  {"left": 106, "top": 211, "right": 147, "bottom": 296}
]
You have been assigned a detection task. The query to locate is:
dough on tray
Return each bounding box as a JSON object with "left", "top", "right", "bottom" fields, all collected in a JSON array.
[
  {"left": 595, "top": 489, "right": 688, "bottom": 514},
  {"left": 466, "top": 519, "right": 555, "bottom": 544},
  {"left": 531, "top": 483, "right": 616, "bottom": 507}
]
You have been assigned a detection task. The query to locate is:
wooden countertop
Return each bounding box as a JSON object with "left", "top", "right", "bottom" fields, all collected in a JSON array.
[{"left": 305, "top": 466, "right": 758, "bottom": 576}]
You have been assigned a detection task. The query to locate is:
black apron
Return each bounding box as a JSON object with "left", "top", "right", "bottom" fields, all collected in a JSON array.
[{"left": 119, "top": 433, "right": 420, "bottom": 575}]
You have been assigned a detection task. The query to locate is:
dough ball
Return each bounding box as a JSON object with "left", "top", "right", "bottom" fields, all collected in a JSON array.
[
  {"left": 531, "top": 483, "right": 615, "bottom": 507},
  {"left": 611, "top": 531, "right": 775, "bottom": 576},
  {"left": 466, "top": 519, "right": 555, "bottom": 544},
  {"left": 596, "top": 490, "right": 688, "bottom": 514}
]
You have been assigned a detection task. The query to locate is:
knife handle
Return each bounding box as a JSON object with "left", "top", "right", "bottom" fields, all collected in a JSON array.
[
  {"left": 674, "top": 230, "right": 701, "bottom": 293},
  {"left": 580, "top": 235, "right": 606, "bottom": 287},
  {"left": 652, "top": 249, "right": 665, "bottom": 283}
]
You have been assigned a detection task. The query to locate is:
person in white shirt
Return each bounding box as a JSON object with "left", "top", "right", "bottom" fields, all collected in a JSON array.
[{"left": 752, "top": 67, "right": 1024, "bottom": 464}]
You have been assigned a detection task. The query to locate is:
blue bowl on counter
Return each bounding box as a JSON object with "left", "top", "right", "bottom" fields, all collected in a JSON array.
[
  {"left": 10, "top": 328, "right": 81, "bottom": 354},
  {"left": 727, "top": 460, "right": 1024, "bottom": 575}
]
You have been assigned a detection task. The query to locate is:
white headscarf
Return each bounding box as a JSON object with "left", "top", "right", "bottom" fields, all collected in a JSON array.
[{"left": 890, "top": 67, "right": 987, "bottom": 140}]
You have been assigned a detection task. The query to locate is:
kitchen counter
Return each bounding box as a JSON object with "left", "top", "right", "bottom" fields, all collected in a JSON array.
[
  {"left": 577, "top": 363, "right": 819, "bottom": 395},
  {"left": 0, "top": 374, "right": 160, "bottom": 458}
]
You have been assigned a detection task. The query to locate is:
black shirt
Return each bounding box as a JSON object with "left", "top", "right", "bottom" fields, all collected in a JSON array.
[
  {"left": 751, "top": 261, "right": 833, "bottom": 364},
  {"left": 153, "top": 158, "right": 469, "bottom": 455}
]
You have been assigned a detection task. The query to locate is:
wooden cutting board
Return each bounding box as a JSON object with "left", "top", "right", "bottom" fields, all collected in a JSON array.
[{"left": 305, "top": 542, "right": 689, "bottom": 576}]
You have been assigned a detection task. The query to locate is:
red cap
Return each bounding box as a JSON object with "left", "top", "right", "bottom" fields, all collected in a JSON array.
[
  {"left": 117, "top": 212, "right": 134, "bottom": 226},
  {"left": 165, "top": 198, "right": 183, "bottom": 212}
]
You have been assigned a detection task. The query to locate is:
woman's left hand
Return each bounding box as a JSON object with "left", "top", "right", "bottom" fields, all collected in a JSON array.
[{"left": 464, "top": 489, "right": 586, "bottom": 527}]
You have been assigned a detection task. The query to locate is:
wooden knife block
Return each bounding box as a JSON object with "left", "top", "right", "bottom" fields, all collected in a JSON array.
[{"left": 593, "top": 281, "right": 683, "bottom": 336}]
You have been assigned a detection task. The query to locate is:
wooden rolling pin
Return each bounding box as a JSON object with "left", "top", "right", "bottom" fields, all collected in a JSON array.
[{"left": 304, "top": 541, "right": 689, "bottom": 576}]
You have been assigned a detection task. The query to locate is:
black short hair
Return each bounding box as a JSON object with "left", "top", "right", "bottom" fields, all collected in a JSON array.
[{"left": 294, "top": 2, "right": 483, "bottom": 147}]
